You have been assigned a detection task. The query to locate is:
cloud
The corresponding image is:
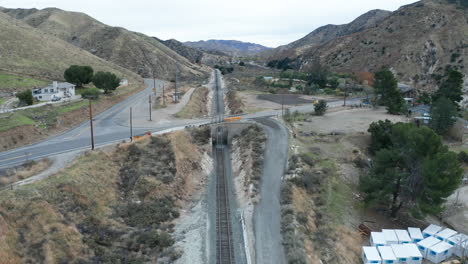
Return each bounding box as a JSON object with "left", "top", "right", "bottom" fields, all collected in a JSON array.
[{"left": 0, "top": 0, "right": 418, "bottom": 47}]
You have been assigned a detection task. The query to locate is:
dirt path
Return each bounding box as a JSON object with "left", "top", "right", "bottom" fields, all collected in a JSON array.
[{"left": 254, "top": 118, "right": 288, "bottom": 264}]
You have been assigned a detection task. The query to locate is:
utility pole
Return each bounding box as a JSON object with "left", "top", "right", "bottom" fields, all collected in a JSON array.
[
  {"left": 149, "top": 95, "right": 152, "bottom": 121},
  {"left": 344, "top": 82, "right": 349, "bottom": 106},
  {"left": 175, "top": 62, "right": 179, "bottom": 103},
  {"left": 152, "top": 69, "right": 156, "bottom": 96},
  {"left": 89, "top": 100, "right": 94, "bottom": 150},
  {"left": 281, "top": 93, "right": 285, "bottom": 116},
  {"left": 162, "top": 84, "right": 165, "bottom": 106},
  {"left": 130, "top": 107, "right": 133, "bottom": 142}
]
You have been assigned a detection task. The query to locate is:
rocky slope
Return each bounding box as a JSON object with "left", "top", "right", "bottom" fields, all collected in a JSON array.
[
  {"left": 184, "top": 39, "right": 271, "bottom": 57},
  {"left": 160, "top": 38, "right": 231, "bottom": 66},
  {"left": 264, "top": 9, "right": 392, "bottom": 59},
  {"left": 0, "top": 11, "right": 140, "bottom": 82},
  {"left": 1, "top": 7, "right": 209, "bottom": 80},
  {"left": 266, "top": 0, "right": 468, "bottom": 91}
]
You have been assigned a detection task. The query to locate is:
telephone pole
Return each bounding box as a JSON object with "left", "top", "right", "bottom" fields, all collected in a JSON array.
[
  {"left": 149, "top": 95, "right": 152, "bottom": 121},
  {"left": 89, "top": 100, "right": 94, "bottom": 150},
  {"left": 175, "top": 62, "right": 179, "bottom": 103},
  {"left": 130, "top": 107, "right": 133, "bottom": 142},
  {"left": 162, "top": 84, "right": 165, "bottom": 106}
]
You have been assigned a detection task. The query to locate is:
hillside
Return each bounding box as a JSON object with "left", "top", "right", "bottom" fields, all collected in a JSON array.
[
  {"left": 184, "top": 39, "right": 271, "bottom": 57},
  {"left": 1, "top": 7, "right": 209, "bottom": 81},
  {"left": 0, "top": 11, "right": 141, "bottom": 82},
  {"left": 267, "top": 0, "right": 468, "bottom": 91},
  {"left": 263, "top": 9, "right": 392, "bottom": 59},
  {"left": 159, "top": 38, "right": 231, "bottom": 66}
]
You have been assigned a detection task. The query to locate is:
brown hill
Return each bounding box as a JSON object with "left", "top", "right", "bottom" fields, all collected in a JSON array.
[
  {"left": 265, "top": 0, "right": 468, "bottom": 91},
  {"left": 1, "top": 7, "right": 209, "bottom": 81},
  {"left": 184, "top": 39, "right": 271, "bottom": 57},
  {"left": 0, "top": 11, "right": 140, "bottom": 82},
  {"left": 159, "top": 38, "right": 231, "bottom": 66}
]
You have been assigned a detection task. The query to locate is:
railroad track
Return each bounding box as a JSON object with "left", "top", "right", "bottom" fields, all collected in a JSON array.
[{"left": 213, "top": 70, "right": 235, "bottom": 264}]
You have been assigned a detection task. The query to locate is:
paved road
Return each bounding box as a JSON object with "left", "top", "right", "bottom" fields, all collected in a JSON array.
[
  {"left": 254, "top": 118, "right": 288, "bottom": 264},
  {"left": 0, "top": 75, "right": 362, "bottom": 169}
]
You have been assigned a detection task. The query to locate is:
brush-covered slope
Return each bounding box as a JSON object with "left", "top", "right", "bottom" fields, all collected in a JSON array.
[
  {"left": 265, "top": 9, "right": 392, "bottom": 59},
  {"left": 1, "top": 7, "right": 209, "bottom": 80},
  {"left": 0, "top": 11, "right": 140, "bottom": 82},
  {"left": 184, "top": 39, "right": 271, "bottom": 57}
]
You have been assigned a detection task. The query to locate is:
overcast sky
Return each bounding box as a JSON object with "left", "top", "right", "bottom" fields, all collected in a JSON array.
[{"left": 0, "top": 0, "right": 418, "bottom": 47}]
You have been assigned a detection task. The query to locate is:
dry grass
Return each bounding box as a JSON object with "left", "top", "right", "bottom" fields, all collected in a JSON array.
[
  {"left": 175, "top": 86, "right": 209, "bottom": 119},
  {"left": 0, "top": 159, "right": 52, "bottom": 187}
]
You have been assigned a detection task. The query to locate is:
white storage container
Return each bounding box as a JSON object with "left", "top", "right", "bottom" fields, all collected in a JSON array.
[
  {"left": 422, "top": 224, "right": 442, "bottom": 238},
  {"left": 416, "top": 236, "right": 441, "bottom": 257},
  {"left": 446, "top": 233, "right": 468, "bottom": 258},
  {"left": 434, "top": 228, "right": 457, "bottom": 242},
  {"left": 403, "top": 244, "right": 422, "bottom": 264},
  {"left": 371, "top": 232, "right": 387, "bottom": 247},
  {"left": 362, "top": 246, "right": 382, "bottom": 264},
  {"left": 407, "top": 227, "right": 423, "bottom": 243},
  {"left": 391, "top": 244, "right": 409, "bottom": 264},
  {"left": 426, "top": 241, "right": 453, "bottom": 264},
  {"left": 394, "top": 229, "right": 411, "bottom": 244},
  {"left": 382, "top": 229, "right": 399, "bottom": 245},
  {"left": 378, "top": 246, "right": 397, "bottom": 264}
]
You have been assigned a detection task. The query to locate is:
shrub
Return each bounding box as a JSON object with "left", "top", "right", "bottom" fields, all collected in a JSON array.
[
  {"left": 81, "top": 88, "right": 101, "bottom": 99},
  {"left": 16, "top": 89, "right": 34, "bottom": 106},
  {"left": 458, "top": 151, "right": 468, "bottom": 164},
  {"left": 314, "top": 100, "right": 327, "bottom": 116}
]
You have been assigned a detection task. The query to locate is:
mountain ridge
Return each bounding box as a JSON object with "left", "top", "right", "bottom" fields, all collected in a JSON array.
[{"left": 184, "top": 39, "right": 271, "bottom": 57}]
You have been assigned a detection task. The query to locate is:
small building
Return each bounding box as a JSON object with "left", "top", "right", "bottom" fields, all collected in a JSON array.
[
  {"left": 119, "top": 78, "right": 129, "bottom": 86},
  {"left": 394, "top": 229, "right": 412, "bottom": 244},
  {"left": 435, "top": 228, "right": 457, "bottom": 242},
  {"left": 417, "top": 236, "right": 442, "bottom": 257},
  {"left": 390, "top": 244, "right": 409, "bottom": 263},
  {"left": 426, "top": 241, "right": 453, "bottom": 264},
  {"left": 377, "top": 246, "right": 397, "bottom": 264},
  {"left": 408, "top": 227, "right": 424, "bottom": 243},
  {"left": 398, "top": 83, "right": 415, "bottom": 98},
  {"left": 371, "top": 232, "right": 387, "bottom": 247},
  {"left": 362, "top": 246, "right": 382, "bottom": 264},
  {"left": 32, "top": 81, "right": 76, "bottom": 102},
  {"left": 382, "top": 229, "right": 399, "bottom": 245},
  {"left": 404, "top": 244, "right": 423, "bottom": 264},
  {"left": 422, "top": 224, "right": 443, "bottom": 238},
  {"left": 446, "top": 233, "right": 468, "bottom": 258},
  {"left": 263, "top": 76, "right": 273, "bottom": 81}
]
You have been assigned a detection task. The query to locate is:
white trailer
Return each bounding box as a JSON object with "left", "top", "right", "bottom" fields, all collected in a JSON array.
[
  {"left": 378, "top": 246, "right": 397, "bottom": 264},
  {"left": 371, "top": 232, "right": 387, "bottom": 247},
  {"left": 426, "top": 241, "right": 453, "bottom": 264},
  {"left": 391, "top": 244, "right": 409, "bottom": 264},
  {"left": 383, "top": 229, "right": 399, "bottom": 245},
  {"left": 434, "top": 228, "right": 457, "bottom": 242},
  {"left": 422, "top": 224, "right": 442, "bottom": 238},
  {"left": 403, "top": 244, "right": 422, "bottom": 264},
  {"left": 446, "top": 233, "right": 468, "bottom": 258},
  {"left": 407, "top": 227, "right": 424, "bottom": 243},
  {"left": 417, "top": 236, "right": 442, "bottom": 257},
  {"left": 362, "top": 246, "right": 382, "bottom": 264},
  {"left": 394, "top": 229, "right": 412, "bottom": 244}
]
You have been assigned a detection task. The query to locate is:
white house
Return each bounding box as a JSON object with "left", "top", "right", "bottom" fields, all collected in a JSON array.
[
  {"left": 417, "top": 236, "right": 442, "bottom": 257},
  {"left": 377, "top": 246, "right": 397, "bottom": 264},
  {"left": 426, "top": 241, "right": 453, "bottom": 263},
  {"left": 32, "top": 81, "right": 76, "bottom": 101},
  {"left": 446, "top": 233, "right": 468, "bottom": 258},
  {"left": 371, "top": 232, "right": 386, "bottom": 247},
  {"left": 408, "top": 227, "right": 424, "bottom": 243},
  {"left": 422, "top": 224, "right": 443, "bottom": 238},
  {"left": 362, "top": 246, "right": 382, "bottom": 264},
  {"left": 119, "top": 78, "right": 129, "bottom": 86}
]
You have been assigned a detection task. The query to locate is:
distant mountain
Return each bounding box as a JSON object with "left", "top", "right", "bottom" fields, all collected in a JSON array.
[
  {"left": 264, "top": 0, "right": 468, "bottom": 91},
  {"left": 0, "top": 11, "right": 140, "bottom": 82},
  {"left": 184, "top": 39, "right": 271, "bottom": 57},
  {"left": 263, "top": 9, "right": 392, "bottom": 59},
  {"left": 1, "top": 8, "right": 208, "bottom": 80}
]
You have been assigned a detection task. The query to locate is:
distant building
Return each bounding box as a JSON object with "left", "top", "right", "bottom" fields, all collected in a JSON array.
[
  {"left": 263, "top": 76, "right": 273, "bottom": 81},
  {"left": 398, "top": 83, "right": 415, "bottom": 97},
  {"left": 119, "top": 78, "right": 129, "bottom": 86},
  {"left": 409, "top": 105, "right": 431, "bottom": 126},
  {"left": 32, "top": 81, "right": 76, "bottom": 101}
]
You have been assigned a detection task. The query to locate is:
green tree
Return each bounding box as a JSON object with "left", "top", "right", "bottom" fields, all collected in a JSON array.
[
  {"left": 307, "top": 61, "right": 329, "bottom": 88},
  {"left": 16, "top": 89, "right": 33, "bottom": 106},
  {"left": 92, "top": 72, "right": 120, "bottom": 94},
  {"left": 374, "top": 69, "right": 404, "bottom": 114},
  {"left": 430, "top": 97, "right": 458, "bottom": 135},
  {"left": 328, "top": 78, "right": 340, "bottom": 89},
  {"left": 81, "top": 87, "right": 101, "bottom": 100},
  {"left": 64, "top": 65, "right": 94, "bottom": 87},
  {"left": 434, "top": 69, "right": 464, "bottom": 106},
  {"left": 361, "top": 122, "right": 462, "bottom": 217},
  {"left": 368, "top": 119, "right": 394, "bottom": 154},
  {"left": 314, "top": 100, "right": 327, "bottom": 116}
]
